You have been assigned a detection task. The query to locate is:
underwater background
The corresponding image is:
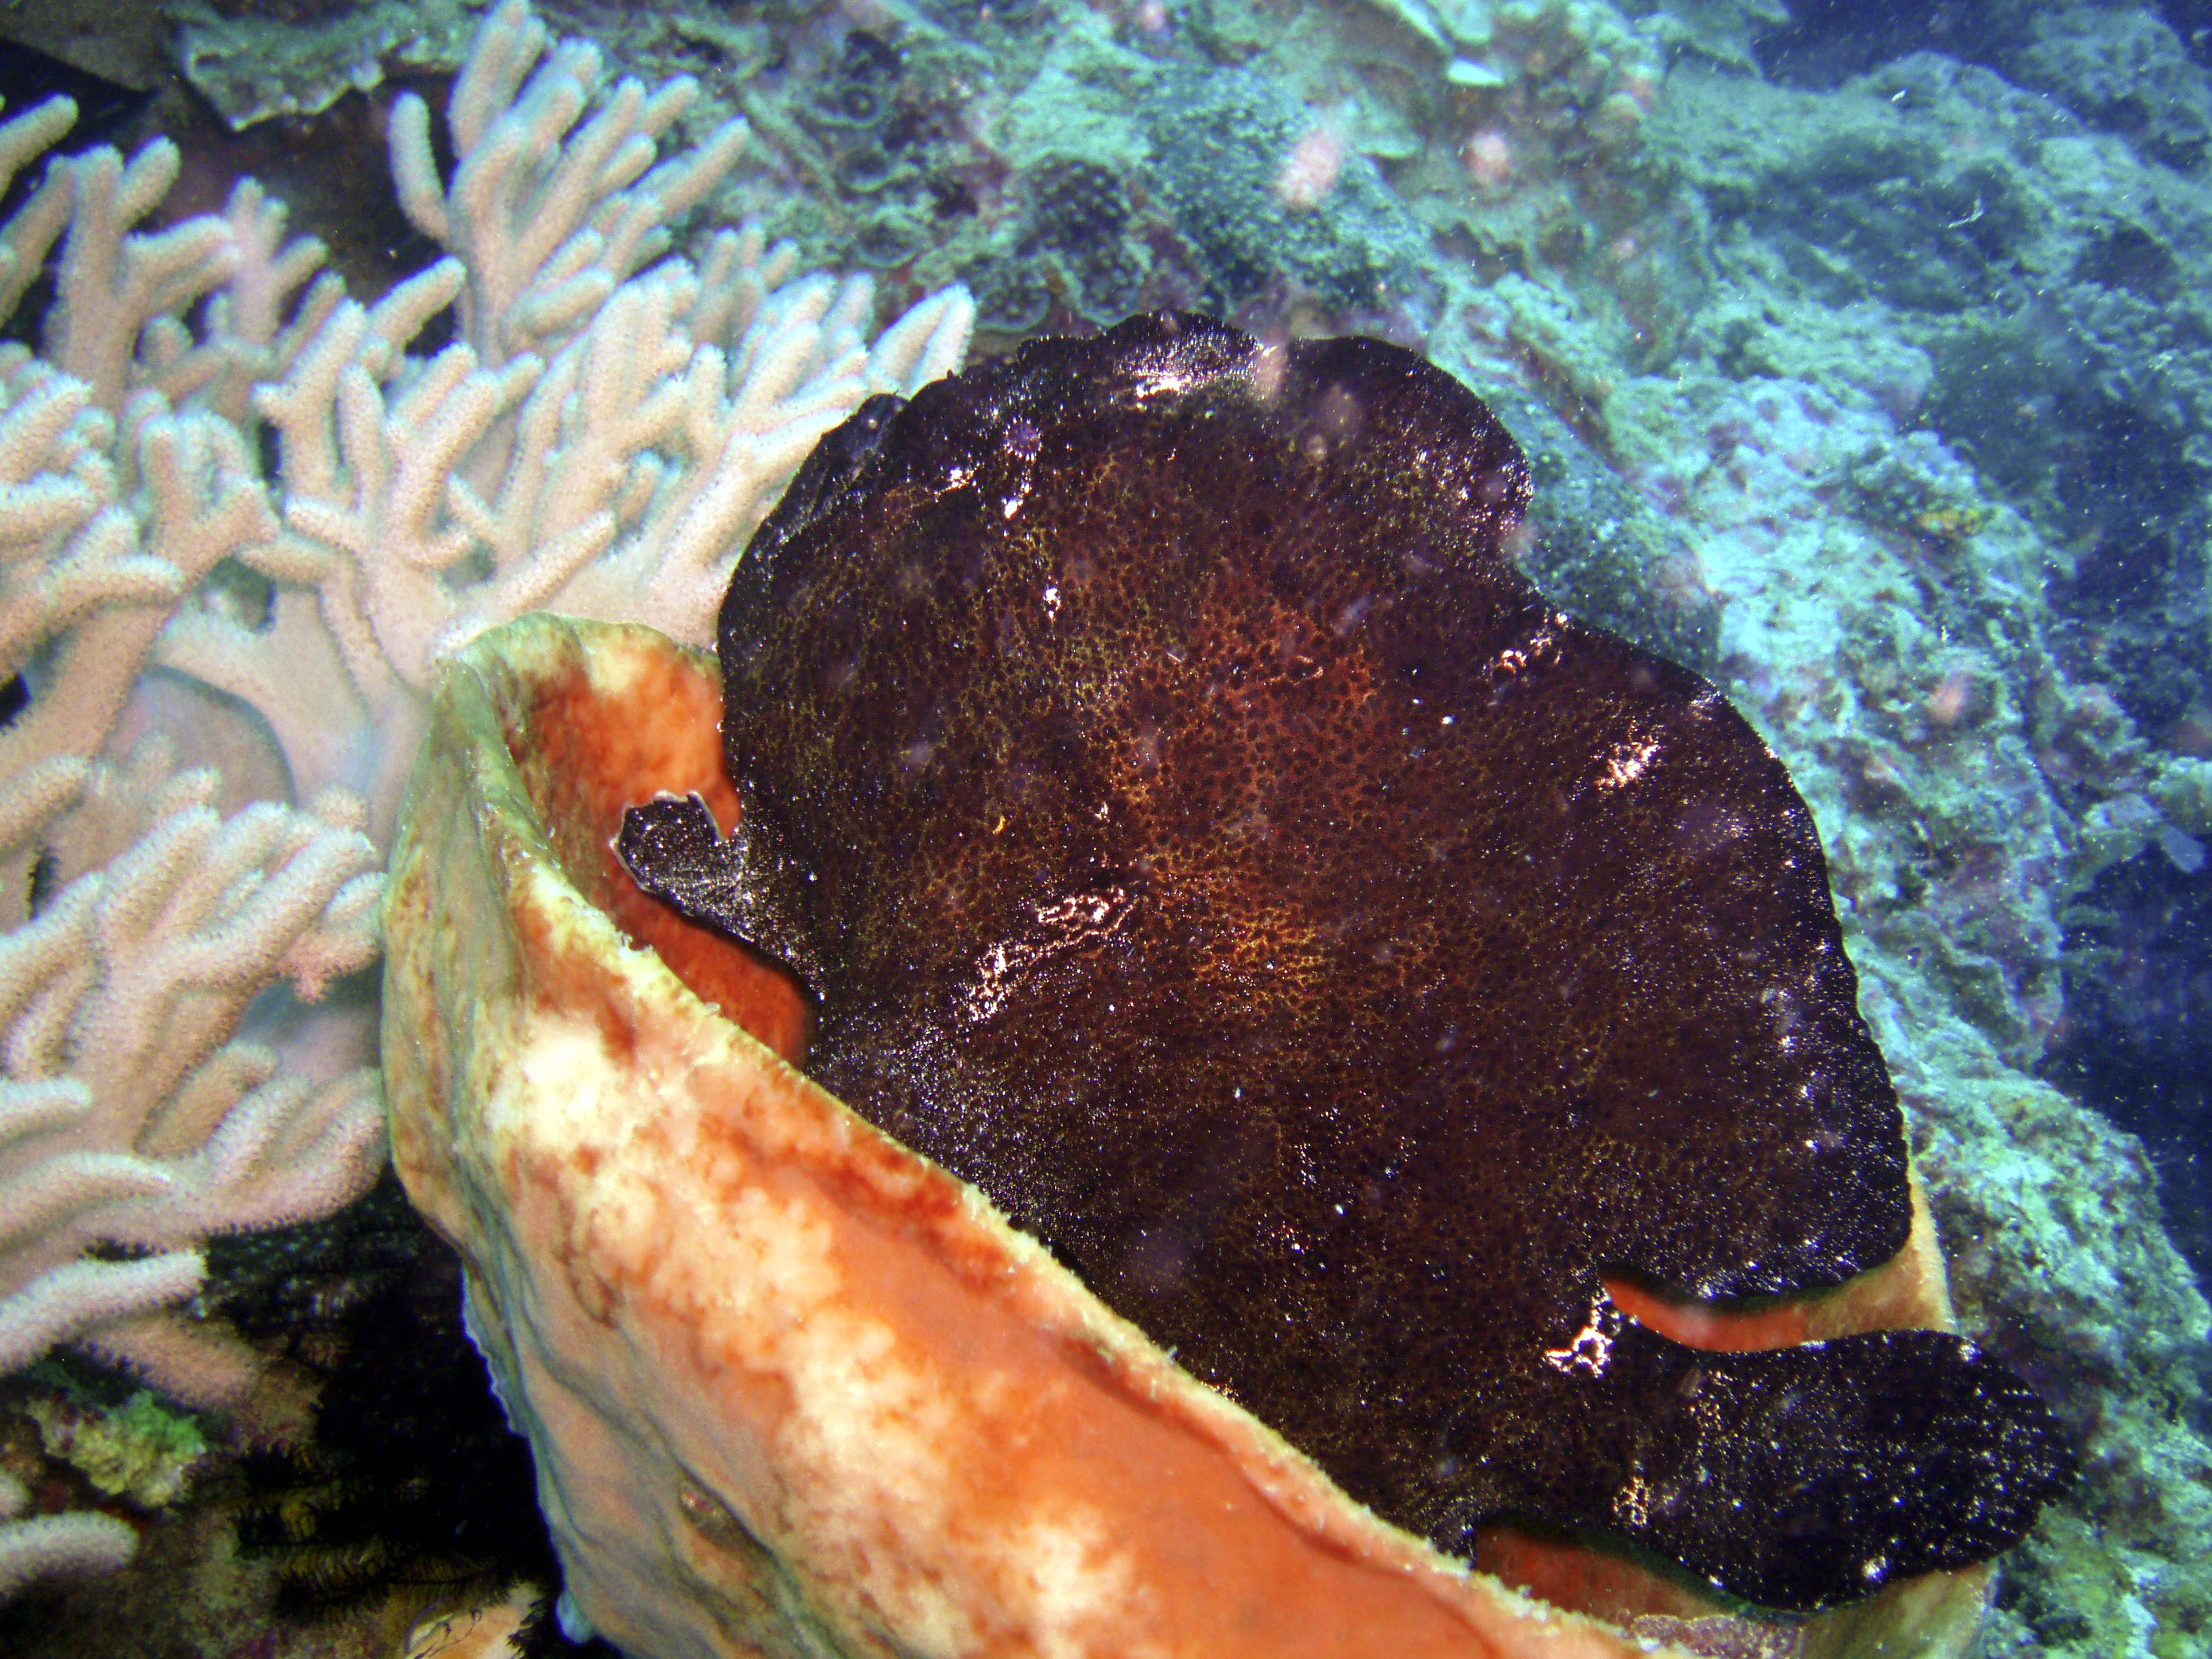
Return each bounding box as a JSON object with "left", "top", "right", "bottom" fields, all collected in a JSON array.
[{"left": 0, "top": 0, "right": 2208, "bottom": 1654}]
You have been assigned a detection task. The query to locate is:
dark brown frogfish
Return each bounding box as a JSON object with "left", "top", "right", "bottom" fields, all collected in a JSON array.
[{"left": 617, "top": 312, "right": 2071, "bottom": 1613}]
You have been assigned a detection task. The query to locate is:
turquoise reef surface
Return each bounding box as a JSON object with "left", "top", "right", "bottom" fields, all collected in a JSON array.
[{"left": 1, "top": 0, "right": 2209, "bottom": 1656}]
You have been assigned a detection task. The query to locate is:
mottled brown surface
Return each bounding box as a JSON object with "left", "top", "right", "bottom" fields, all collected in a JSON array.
[{"left": 636, "top": 314, "right": 2069, "bottom": 1610}]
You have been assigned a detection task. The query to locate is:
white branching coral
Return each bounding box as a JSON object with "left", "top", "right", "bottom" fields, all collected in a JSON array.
[
  {"left": 0, "top": 759, "right": 383, "bottom": 1384},
  {"left": 0, "top": 96, "right": 386, "bottom": 1591},
  {"left": 0, "top": 1469, "right": 131, "bottom": 1599},
  {"left": 161, "top": 0, "right": 973, "bottom": 839},
  {"left": 0, "top": 0, "right": 972, "bottom": 1598}
]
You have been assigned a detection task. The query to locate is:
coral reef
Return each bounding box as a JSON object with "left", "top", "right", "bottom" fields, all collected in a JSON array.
[
  {"left": 24, "top": 1390, "right": 208, "bottom": 1510},
  {"left": 0, "top": 94, "right": 387, "bottom": 1596},
  {"left": 1654, "top": 36, "right": 2212, "bottom": 758},
  {"left": 167, "top": 0, "right": 971, "bottom": 843},
  {"left": 0, "top": 0, "right": 972, "bottom": 1607},
  {"left": 5, "top": 0, "right": 2210, "bottom": 1652},
  {"left": 1608, "top": 16, "right": 2212, "bottom": 1657},
  {"left": 169, "top": 0, "right": 482, "bottom": 130}
]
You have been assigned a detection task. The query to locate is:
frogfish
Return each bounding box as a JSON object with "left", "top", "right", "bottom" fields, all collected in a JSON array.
[{"left": 617, "top": 311, "right": 2071, "bottom": 1613}]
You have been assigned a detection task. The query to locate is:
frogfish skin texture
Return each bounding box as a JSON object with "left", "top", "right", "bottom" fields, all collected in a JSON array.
[{"left": 617, "top": 312, "right": 2072, "bottom": 1613}]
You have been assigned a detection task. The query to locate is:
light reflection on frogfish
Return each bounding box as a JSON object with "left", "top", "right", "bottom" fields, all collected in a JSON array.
[{"left": 616, "top": 311, "right": 2071, "bottom": 1613}]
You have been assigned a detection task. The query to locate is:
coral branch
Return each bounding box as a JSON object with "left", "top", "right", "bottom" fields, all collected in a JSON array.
[
  {"left": 0, "top": 98, "right": 79, "bottom": 328},
  {"left": 0, "top": 0, "right": 972, "bottom": 1599},
  {"left": 0, "top": 1473, "right": 136, "bottom": 1595},
  {"left": 392, "top": 0, "right": 749, "bottom": 369}
]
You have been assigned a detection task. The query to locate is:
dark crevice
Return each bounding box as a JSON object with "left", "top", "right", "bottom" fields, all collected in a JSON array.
[{"left": 2043, "top": 848, "right": 2212, "bottom": 1290}]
